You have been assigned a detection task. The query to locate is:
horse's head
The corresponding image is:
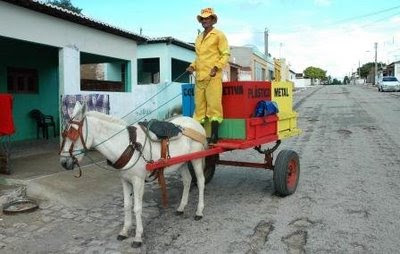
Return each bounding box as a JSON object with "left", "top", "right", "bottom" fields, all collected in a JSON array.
[{"left": 59, "top": 101, "right": 90, "bottom": 170}]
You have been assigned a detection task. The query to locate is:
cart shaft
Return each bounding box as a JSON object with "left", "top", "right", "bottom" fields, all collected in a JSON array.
[{"left": 146, "top": 135, "right": 278, "bottom": 171}]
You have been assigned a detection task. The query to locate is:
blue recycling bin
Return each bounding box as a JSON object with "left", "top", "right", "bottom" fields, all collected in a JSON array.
[{"left": 181, "top": 83, "right": 195, "bottom": 117}]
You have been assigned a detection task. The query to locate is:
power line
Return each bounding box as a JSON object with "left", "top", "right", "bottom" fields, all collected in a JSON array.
[
  {"left": 361, "top": 11, "right": 400, "bottom": 28},
  {"left": 229, "top": 4, "right": 400, "bottom": 35},
  {"left": 330, "top": 4, "right": 400, "bottom": 25}
]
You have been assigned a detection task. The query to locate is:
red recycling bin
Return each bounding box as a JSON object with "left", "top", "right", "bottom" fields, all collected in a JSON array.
[{"left": 222, "top": 81, "right": 272, "bottom": 118}]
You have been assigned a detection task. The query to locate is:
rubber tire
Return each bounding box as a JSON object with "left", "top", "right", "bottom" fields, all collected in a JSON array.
[
  {"left": 273, "top": 149, "right": 300, "bottom": 196},
  {"left": 188, "top": 155, "right": 217, "bottom": 185}
]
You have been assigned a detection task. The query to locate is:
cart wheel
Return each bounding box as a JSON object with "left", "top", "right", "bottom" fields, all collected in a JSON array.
[
  {"left": 188, "top": 155, "right": 217, "bottom": 185},
  {"left": 273, "top": 149, "right": 300, "bottom": 196}
]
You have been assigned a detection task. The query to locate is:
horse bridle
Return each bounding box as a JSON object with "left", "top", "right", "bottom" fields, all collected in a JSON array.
[{"left": 59, "top": 118, "right": 88, "bottom": 177}]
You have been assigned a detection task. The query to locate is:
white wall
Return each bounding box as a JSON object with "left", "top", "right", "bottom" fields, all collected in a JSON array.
[
  {"left": 59, "top": 46, "right": 80, "bottom": 95},
  {"left": 79, "top": 81, "right": 183, "bottom": 123},
  {"left": 395, "top": 62, "right": 400, "bottom": 81},
  {"left": 292, "top": 78, "right": 312, "bottom": 88},
  {"left": 230, "top": 47, "right": 252, "bottom": 67},
  {"left": 289, "top": 72, "right": 296, "bottom": 81}
]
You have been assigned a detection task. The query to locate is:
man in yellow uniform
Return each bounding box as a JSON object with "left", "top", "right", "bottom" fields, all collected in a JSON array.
[{"left": 186, "top": 7, "right": 230, "bottom": 144}]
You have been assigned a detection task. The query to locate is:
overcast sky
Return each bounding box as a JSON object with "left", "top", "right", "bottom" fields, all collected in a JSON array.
[{"left": 71, "top": 0, "right": 400, "bottom": 79}]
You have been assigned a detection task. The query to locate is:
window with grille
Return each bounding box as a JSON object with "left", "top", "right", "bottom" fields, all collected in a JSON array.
[{"left": 7, "top": 67, "right": 39, "bottom": 94}]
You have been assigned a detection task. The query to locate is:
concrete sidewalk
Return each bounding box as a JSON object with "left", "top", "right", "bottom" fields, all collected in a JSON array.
[
  {"left": 25, "top": 165, "right": 122, "bottom": 208},
  {"left": 1, "top": 138, "right": 122, "bottom": 209}
]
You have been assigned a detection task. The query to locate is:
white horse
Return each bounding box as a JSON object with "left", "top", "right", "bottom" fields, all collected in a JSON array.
[{"left": 59, "top": 102, "right": 206, "bottom": 248}]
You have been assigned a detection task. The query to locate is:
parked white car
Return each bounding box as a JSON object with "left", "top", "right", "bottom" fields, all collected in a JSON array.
[{"left": 378, "top": 76, "right": 400, "bottom": 92}]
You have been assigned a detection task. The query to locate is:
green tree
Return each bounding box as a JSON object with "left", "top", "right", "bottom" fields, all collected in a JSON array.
[
  {"left": 303, "top": 66, "right": 327, "bottom": 85},
  {"left": 327, "top": 75, "right": 332, "bottom": 85},
  {"left": 331, "top": 78, "right": 341, "bottom": 85},
  {"left": 343, "top": 76, "right": 350, "bottom": 84},
  {"left": 357, "top": 62, "right": 386, "bottom": 78},
  {"left": 47, "top": 0, "right": 82, "bottom": 14}
]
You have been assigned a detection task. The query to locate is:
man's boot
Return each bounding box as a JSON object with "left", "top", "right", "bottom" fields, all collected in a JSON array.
[{"left": 210, "top": 121, "right": 219, "bottom": 144}]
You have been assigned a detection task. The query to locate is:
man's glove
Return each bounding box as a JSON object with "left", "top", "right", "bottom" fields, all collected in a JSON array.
[
  {"left": 209, "top": 66, "right": 218, "bottom": 77},
  {"left": 186, "top": 66, "right": 195, "bottom": 74}
]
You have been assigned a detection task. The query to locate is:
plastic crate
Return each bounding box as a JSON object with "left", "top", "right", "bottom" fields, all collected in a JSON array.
[
  {"left": 218, "top": 119, "right": 246, "bottom": 139},
  {"left": 217, "top": 115, "right": 278, "bottom": 140}
]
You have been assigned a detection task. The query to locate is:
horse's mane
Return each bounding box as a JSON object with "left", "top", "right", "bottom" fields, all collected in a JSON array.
[{"left": 85, "top": 111, "right": 127, "bottom": 126}]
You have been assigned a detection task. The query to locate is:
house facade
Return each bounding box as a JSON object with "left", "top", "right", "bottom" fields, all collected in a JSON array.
[
  {"left": 230, "top": 46, "right": 274, "bottom": 81},
  {"left": 0, "top": 0, "right": 196, "bottom": 141},
  {"left": 135, "top": 37, "right": 195, "bottom": 120},
  {"left": 385, "top": 61, "right": 400, "bottom": 81},
  {"left": 274, "top": 58, "right": 290, "bottom": 82}
]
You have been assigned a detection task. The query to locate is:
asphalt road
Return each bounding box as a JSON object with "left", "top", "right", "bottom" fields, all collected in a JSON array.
[
  {"left": 1, "top": 84, "right": 400, "bottom": 254},
  {"left": 144, "top": 84, "right": 400, "bottom": 254}
]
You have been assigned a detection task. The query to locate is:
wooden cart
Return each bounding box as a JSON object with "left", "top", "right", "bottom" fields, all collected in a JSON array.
[{"left": 147, "top": 81, "right": 302, "bottom": 196}]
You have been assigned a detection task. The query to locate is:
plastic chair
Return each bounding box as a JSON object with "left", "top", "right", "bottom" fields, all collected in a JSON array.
[{"left": 29, "top": 109, "right": 56, "bottom": 139}]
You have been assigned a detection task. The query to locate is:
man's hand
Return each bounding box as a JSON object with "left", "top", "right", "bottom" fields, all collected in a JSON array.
[
  {"left": 209, "top": 66, "right": 218, "bottom": 77},
  {"left": 186, "top": 66, "right": 195, "bottom": 74}
]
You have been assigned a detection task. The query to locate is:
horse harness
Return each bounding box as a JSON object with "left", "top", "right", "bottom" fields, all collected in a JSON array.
[
  {"left": 109, "top": 126, "right": 142, "bottom": 169},
  {"left": 59, "top": 118, "right": 89, "bottom": 178}
]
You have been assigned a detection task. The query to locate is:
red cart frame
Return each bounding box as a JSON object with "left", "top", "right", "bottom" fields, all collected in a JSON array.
[{"left": 146, "top": 133, "right": 300, "bottom": 198}]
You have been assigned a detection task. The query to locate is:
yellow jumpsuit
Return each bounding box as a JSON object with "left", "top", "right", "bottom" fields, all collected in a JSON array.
[{"left": 190, "top": 28, "right": 230, "bottom": 123}]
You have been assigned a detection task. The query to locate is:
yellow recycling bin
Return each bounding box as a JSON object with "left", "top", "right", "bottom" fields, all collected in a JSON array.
[{"left": 271, "top": 81, "right": 301, "bottom": 140}]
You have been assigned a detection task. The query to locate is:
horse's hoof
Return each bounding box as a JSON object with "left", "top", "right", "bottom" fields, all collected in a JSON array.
[
  {"left": 131, "top": 241, "right": 142, "bottom": 248},
  {"left": 194, "top": 215, "right": 203, "bottom": 221},
  {"left": 117, "top": 235, "right": 127, "bottom": 241},
  {"left": 175, "top": 211, "right": 184, "bottom": 216}
]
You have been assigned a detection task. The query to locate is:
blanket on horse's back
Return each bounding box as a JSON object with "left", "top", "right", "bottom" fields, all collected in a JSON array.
[
  {"left": 139, "top": 120, "right": 182, "bottom": 139},
  {"left": 138, "top": 120, "right": 206, "bottom": 145}
]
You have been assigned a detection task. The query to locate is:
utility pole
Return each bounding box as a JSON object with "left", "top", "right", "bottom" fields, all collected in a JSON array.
[
  {"left": 374, "top": 42, "right": 378, "bottom": 85},
  {"left": 358, "top": 60, "right": 360, "bottom": 78},
  {"left": 264, "top": 28, "right": 269, "bottom": 57}
]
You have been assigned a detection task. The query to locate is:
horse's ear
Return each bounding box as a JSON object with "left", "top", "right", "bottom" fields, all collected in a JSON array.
[
  {"left": 81, "top": 102, "right": 87, "bottom": 115},
  {"left": 71, "top": 101, "right": 84, "bottom": 120}
]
